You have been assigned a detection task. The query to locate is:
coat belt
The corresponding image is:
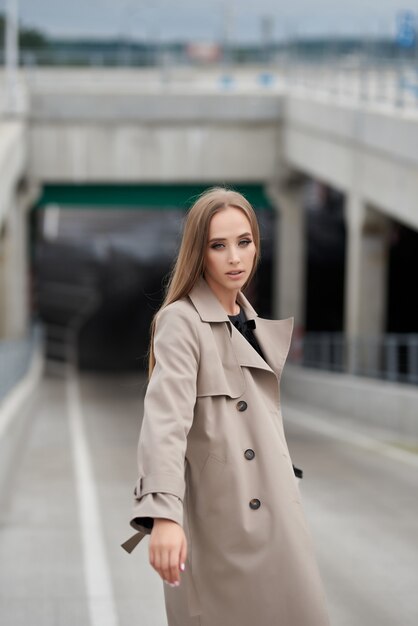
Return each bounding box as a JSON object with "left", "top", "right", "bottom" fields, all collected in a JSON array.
[{"left": 120, "top": 529, "right": 146, "bottom": 553}]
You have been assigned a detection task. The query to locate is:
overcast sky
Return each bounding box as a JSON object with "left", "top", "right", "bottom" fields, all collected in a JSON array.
[{"left": 0, "top": 0, "right": 416, "bottom": 42}]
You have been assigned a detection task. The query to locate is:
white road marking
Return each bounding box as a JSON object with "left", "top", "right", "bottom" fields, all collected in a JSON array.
[
  {"left": 285, "top": 403, "right": 418, "bottom": 468},
  {"left": 66, "top": 366, "right": 119, "bottom": 626}
]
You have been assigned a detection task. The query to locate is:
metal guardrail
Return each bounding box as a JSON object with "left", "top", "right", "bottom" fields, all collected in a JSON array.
[
  {"left": 36, "top": 281, "right": 102, "bottom": 372},
  {"left": 2, "top": 53, "right": 418, "bottom": 114},
  {"left": 0, "top": 321, "right": 44, "bottom": 402},
  {"left": 283, "top": 56, "right": 418, "bottom": 109},
  {"left": 0, "top": 284, "right": 101, "bottom": 390},
  {"left": 300, "top": 332, "right": 418, "bottom": 385}
]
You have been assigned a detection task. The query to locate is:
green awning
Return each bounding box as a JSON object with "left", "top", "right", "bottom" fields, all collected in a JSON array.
[{"left": 34, "top": 183, "right": 273, "bottom": 210}]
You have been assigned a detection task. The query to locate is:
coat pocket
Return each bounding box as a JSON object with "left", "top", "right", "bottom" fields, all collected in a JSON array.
[{"left": 194, "top": 453, "right": 227, "bottom": 521}]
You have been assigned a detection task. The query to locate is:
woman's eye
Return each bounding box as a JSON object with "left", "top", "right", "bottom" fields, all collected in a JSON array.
[{"left": 210, "top": 239, "right": 252, "bottom": 250}]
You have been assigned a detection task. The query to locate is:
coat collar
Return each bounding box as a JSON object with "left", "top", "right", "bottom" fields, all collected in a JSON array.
[
  {"left": 188, "top": 275, "right": 294, "bottom": 382},
  {"left": 188, "top": 274, "right": 258, "bottom": 323}
]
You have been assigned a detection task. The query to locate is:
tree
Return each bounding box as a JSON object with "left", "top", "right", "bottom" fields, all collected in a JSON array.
[{"left": 0, "top": 13, "right": 49, "bottom": 49}]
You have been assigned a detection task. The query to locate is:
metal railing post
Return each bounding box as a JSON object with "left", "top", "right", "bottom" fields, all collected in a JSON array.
[{"left": 407, "top": 335, "right": 418, "bottom": 384}]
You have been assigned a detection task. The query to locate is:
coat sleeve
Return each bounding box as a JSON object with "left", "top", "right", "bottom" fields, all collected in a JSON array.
[{"left": 129, "top": 304, "right": 199, "bottom": 536}]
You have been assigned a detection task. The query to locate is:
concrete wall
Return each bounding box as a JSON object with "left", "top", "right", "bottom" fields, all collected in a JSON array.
[
  {"left": 0, "top": 121, "right": 27, "bottom": 230},
  {"left": 282, "top": 364, "right": 418, "bottom": 441},
  {"left": 28, "top": 122, "right": 281, "bottom": 182},
  {"left": 0, "top": 121, "right": 30, "bottom": 339}
]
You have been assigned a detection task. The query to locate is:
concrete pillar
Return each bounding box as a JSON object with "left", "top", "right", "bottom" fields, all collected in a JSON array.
[
  {"left": 0, "top": 185, "right": 33, "bottom": 339},
  {"left": 266, "top": 175, "right": 307, "bottom": 359},
  {"left": 343, "top": 194, "right": 391, "bottom": 373}
]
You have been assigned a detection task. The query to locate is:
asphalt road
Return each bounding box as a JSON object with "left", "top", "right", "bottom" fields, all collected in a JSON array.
[{"left": 0, "top": 369, "right": 417, "bottom": 626}]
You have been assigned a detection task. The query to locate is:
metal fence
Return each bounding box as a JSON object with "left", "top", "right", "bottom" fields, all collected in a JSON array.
[
  {"left": 2, "top": 47, "right": 418, "bottom": 114},
  {"left": 282, "top": 54, "right": 418, "bottom": 109},
  {"left": 0, "top": 321, "right": 44, "bottom": 402},
  {"left": 300, "top": 332, "right": 418, "bottom": 385}
]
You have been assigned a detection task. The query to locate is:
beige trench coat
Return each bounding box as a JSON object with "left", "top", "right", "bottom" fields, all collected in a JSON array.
[{"left": 122, "top": 275, "right": 330, "bottom": 626}]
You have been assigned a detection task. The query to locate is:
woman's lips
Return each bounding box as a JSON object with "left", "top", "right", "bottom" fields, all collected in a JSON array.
[{"left": 226, "top": 270, "right": 244, "bottom": 279}]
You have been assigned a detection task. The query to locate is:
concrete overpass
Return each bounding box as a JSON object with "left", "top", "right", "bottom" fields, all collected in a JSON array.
[{"left": 2, "top": 68, "right": 418, "bottom": 346}]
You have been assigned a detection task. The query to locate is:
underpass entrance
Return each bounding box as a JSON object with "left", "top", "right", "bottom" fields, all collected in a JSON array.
[{"left": 31, "top": 183, "right": 275, "bottom": 371}]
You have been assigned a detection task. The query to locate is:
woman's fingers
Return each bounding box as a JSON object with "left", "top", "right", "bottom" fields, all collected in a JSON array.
[
  {"left": 160, "top": 547, "right": 172, "bottom": 584},
  {"left": 150, "top": 546, "right": 160, "bottom": 577},
  {"left": 149, "top": 520, "right": 187, "bottom": 585},
  {"left": 179, "top": 536, "right": 187, "bottom": 572},
  {"left": 151, "top": 546, "right": 180, "bottom": 585},
  {"left": 168, "top": 548, "right": 180, "bottom": 584}
]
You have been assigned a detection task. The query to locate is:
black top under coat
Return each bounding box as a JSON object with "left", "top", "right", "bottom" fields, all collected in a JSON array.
[{"left": 227, "top": 305, "right": 266, "bottom": 361}]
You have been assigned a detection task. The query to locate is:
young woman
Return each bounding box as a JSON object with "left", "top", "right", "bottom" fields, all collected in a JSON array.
[{"left": 122, "top": 187, "right": 330, "bottom": 626}]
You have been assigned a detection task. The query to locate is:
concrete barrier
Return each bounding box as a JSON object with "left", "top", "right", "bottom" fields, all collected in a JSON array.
[
  {"left": 0, "top": 331, "right": 44, "bottom": 500},
  {"left": 282, "top": 363, "right": 418, "bottom": 442}
]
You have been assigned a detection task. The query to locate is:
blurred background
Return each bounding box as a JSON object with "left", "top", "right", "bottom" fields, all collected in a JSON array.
[{"left": 0, "top": 1, "right": 417, "bottom": 625}]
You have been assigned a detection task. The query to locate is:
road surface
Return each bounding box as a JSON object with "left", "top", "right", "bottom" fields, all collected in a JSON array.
[{"left": 0, "top": 368, "right": 417, "bottom": 626}]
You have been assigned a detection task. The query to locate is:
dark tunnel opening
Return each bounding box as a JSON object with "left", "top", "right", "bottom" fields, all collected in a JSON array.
[
  {"left": 304, "top": 182, "right": 346, "bottom": 333},
  {"left": 31, "top": 207, "right": 276, "bottom": 372}
]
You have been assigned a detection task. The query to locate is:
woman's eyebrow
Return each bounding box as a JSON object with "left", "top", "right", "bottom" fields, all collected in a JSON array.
[{"left": 208, "top": 232, "right": 252, "bottom": 243}]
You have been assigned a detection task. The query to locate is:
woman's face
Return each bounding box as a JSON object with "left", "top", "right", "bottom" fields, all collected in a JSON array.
[{"left": 203, "top": 206, "right": 257, "bottom": 294}]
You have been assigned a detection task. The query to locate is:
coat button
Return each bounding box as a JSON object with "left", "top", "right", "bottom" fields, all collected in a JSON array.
[
  {"left": 236, "top": 400, "right": 248, "bottom": 412},
  {"left": 244, "top": 448, "right": 255, "bottom": 460},
  {"left": 249, "top": 498, "right": 261, "bottom": 510}
]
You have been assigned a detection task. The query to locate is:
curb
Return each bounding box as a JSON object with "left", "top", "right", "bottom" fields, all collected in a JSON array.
[{"left": 0, "top": 343, "right": 45, "bottom": 441}]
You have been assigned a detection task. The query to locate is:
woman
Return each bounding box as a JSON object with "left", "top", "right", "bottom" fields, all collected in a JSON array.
[{"left": 122, "top": 187, "right": 330, "bottom": 626}]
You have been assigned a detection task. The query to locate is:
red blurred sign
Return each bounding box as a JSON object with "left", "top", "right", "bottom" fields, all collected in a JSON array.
[{"left": 186, "top": 43, "right": 222, "bottom": 62}]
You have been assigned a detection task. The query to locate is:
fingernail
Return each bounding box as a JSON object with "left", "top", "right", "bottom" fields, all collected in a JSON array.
[{"left": 180, "top": 563, "right": 185, "bottom": 571}]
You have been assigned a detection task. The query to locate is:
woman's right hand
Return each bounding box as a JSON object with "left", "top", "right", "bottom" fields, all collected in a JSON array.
[{"left": 149, "top": 518, "right": 187, "bottom": 586}]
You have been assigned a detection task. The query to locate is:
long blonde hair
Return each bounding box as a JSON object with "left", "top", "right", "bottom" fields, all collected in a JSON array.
[{"left": 147, "top": 186, "right": 261, "bottom": 378}]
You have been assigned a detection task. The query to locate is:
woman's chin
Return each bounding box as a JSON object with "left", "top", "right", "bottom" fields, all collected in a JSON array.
[{"left": 222, "top": 276, "right": 246, "bottom": 289}]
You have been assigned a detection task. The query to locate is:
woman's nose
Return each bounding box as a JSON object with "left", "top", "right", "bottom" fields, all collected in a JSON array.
[{"left": 228, "top": 250, "right": 240, "bottom": 263}]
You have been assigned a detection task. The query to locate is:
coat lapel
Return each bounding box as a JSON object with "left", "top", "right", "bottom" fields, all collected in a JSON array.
[
  {"left": 235, "top": 287, "right": 294, "bottom": 379},
  {"left": 229, "top": 318, "right": 275, "bottom": 374},
  {"left": 251, "top": 317, "right": 294, "bottom": 379},
  {"left": 188, "top": 276, "right": 294, "bottom": 382}
]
